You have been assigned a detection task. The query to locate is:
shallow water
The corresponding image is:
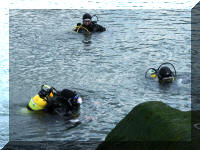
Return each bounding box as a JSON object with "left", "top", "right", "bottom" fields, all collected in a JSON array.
[{"left": 8, "top": 9, "right": 191, "bottom": 143}]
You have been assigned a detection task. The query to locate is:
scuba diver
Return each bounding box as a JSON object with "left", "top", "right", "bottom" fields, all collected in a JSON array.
[
  {"left": 73, "top": 13, "right": 106, "bottom": 34},
  {"left": 27, "top": 85, "right": 82, "bottom": 116},
  {"left": 145, "top": 62, "right": 177, "bottom": 83}
]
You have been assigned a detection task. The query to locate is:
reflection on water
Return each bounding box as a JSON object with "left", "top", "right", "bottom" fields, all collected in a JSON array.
[{"left": 9, "top": 9, "right": 191, "bottom": 142}]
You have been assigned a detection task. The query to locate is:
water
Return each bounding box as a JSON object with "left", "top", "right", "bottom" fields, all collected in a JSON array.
[
  {"left": 0, "top": 9, "right": 9, "bottom": 148},
  {"left": 8, "top": 9, "right": 191, "bottom": 145}
]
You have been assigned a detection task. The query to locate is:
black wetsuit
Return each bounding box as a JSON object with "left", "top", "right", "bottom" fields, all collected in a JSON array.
[
  {"left": 75, "top": 21, "right": 106, "bottom": 33},
  {"left": 44, "top": 89, "right": 80, "bottom": 116},
  {"left": 158, "top": 67, "right": 173, "bottom": 80},
  {"left": 158, "top": 67, "right": 174, "bottom": 83}
]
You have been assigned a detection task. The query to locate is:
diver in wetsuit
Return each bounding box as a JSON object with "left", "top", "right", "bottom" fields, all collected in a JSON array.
[
  {"left": 27, "top": 85, "right": 82, "bottom": 117},
  {"left": 145, "top": 62, "right": 176, "bottom": 83},
  {"left": 74, "top": 13, "right": 106, "bottom": 34},
  {"left": 157, "top": 66, "right": 174, "bottom": 83},
  {"left": 44, "top": 89, "right": 82, "bottom": 116}
]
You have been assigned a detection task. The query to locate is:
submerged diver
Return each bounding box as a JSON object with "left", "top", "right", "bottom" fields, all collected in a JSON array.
[
  {"left": 27, "top": 85, "right": 82, "bottom": 116},
  {"left": 145, "top": 62, "right": 176, "bottom": 83},
  {"left": 74, "top": 13, "right": 106, "bottom": 34}
]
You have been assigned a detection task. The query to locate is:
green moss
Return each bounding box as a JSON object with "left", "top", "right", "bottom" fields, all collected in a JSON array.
[
  {"left": 96, "top": 101, "right": 200, "bottom": 150},
  {"left": 105, "top": 101, "right": 191, "bottom": 142}
]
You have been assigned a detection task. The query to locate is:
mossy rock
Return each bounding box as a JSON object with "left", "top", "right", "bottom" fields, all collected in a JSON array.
[
  {"left": 96, "top": 101, "right": 200, "bottom": 150},
  {"left": 106, "top": 101, "right": 191, "bottom": 141}
]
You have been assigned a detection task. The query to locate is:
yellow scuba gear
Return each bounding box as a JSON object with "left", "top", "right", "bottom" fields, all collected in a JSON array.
[
  {"left": 145, "top": 62, "right": 176, "bottom": 83},
  {"left": 159, "top": 76, "right": 175, "bottom": 83},
  {"left": 150, "top": 73, "right": 157, "bottom": 78},
  {"left": 72, "top": 25, "right": 91, "bottom": 35},
  {"left": 149, "top": 71, "right": 175, "bottom": 82},
  {"left": 27, "top": 84, "right": 55, "bottom": 111},
  {"left": 28, "top": 94, "right": 47, "bottom": 111},
  {"left": 145, "top": 68, "right": 158, "bottom": 79}
]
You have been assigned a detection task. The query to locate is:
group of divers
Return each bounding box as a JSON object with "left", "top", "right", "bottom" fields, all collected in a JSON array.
[{"left": 26, "top": 13, "right": 177, "bottom": 120}]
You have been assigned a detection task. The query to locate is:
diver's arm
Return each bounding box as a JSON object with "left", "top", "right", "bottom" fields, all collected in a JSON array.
[
  {"left": 45, "top": 97, "right": 55, "bottom": 106},
  {"left": 74, "top": 23, "right": 82, "bottom": 32},
  {"left": 93, "top": 23, "right": 106, "bottom": 32},
  {"left": 44, "top": 96, "right": 59, "bottom": 113},
  {"left": 45, "top": 97, "right": 54, "bottom": 107}
]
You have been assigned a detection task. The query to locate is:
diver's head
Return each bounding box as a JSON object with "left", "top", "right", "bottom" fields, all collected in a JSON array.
[
  {"left": 61, "top": 89, "right": 82, "bottom": 105},
  {"left": 61, "top": 89, "right": 76, "bottom": 99},
  {"left": 83, "top": 13, "right": 92, "bottom": 26},
  {"left": 158, "top": 66, "right": 174, "bottom": 82}
]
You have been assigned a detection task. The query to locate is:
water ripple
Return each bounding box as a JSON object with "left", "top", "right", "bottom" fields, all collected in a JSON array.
[{"left": 8, "top": 9, "right": 191, "bottom": 142}]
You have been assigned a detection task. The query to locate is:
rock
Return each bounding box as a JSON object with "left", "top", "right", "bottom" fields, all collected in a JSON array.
[{"left": 96, "top": 101, "right": 200, "bottom": 150}]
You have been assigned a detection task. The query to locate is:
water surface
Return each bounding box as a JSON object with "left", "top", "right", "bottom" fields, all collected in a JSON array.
[{"left": 9, "top": 9, "right": 191, "bottom": 142}]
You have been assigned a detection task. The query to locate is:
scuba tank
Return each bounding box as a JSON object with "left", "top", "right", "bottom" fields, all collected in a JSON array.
[
  {"left": 27, "top": 84, "right": 57, "bottom": 111},
  {"left": 145, "top": 62, "right": 176, "bottom": 83}
]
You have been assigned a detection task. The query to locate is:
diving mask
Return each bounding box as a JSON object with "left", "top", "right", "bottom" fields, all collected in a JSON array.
[{"left": 74, "top": 95, "right": 83, "bottom": 104}]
